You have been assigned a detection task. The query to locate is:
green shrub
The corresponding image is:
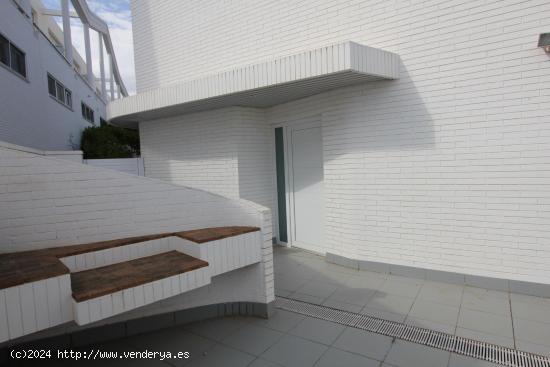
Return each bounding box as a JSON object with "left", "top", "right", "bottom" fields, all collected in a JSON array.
[{"left": 80, "top": 125, "right": 140, "bottom": 159}]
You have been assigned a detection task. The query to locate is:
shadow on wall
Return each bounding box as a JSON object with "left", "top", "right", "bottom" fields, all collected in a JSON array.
[
  {"left": 137, "top": 61, "right": 437, "bottom": 235},
  {"left": 287, "top": 62, "right": 437, "bottom": 195},
  {"left": 321, "top": 64, "right": 436, "bottom": 156},
  {"left": 137, "top": 108, "right": 242, "bottom": 198}
]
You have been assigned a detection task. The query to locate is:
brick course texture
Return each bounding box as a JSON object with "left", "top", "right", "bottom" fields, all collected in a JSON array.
[
  {"left": 0, "top": 145, "right": 275, "bottom": 304},
  {"left": 132, "top": 0, "right": 550, "bottom": 284}
]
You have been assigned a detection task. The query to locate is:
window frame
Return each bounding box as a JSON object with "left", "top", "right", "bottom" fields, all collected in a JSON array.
[
  {"left": 47, "top": 73, "right": 72, "bottom": 109},
  {"left": 0, "top": 32, "right": 27, "bottom": 79},
  {"left": 81, "top": 102, "right": 95, "bottom": 124}
]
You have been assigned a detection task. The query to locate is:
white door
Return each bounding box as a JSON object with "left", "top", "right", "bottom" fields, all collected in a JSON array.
[{"left": 289, "top": 125, "right": 325, "bottom": 252}]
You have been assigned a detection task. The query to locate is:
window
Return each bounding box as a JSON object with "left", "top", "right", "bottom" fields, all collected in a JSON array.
[
  {"left": 65, "top": 90, "right": 72, "bottom": 107},
  {"left": 0, "top": 33, "right": 26, "bottom": 78},
  {"left": 47, "top": 73, "right": 72, "bottom": 108},
  {"left": 47, "top": 74, "right": 56, "bottom": 95},
  {"left": 0, "top": 35, "right": 9, "bottom": 66},
  {"left": 81, "top": 102, "right": 94, "bottom": 124},
  {"left": 100, "top": 117, "right": 107, "bottom": 127}
]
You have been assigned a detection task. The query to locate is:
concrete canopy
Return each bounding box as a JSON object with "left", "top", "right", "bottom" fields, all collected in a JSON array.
[{"left": 108, "top": 41, "right": 400, "bottom": 128}]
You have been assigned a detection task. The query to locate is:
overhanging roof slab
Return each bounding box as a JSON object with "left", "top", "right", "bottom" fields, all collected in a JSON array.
[{"left": 108, "top": 41, "right": 400, "bottom": 128}]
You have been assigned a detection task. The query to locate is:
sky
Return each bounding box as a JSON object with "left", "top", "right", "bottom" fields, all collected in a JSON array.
[{"left": 42, "top": 0, "right": 136, "bottom": 95}]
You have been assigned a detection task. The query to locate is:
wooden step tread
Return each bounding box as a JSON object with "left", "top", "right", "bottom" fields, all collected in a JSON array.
[
  {"left": 71, "top": 251, "right": 208, "bottom": 302},
  {"left": 175, "top": 226, "right": 260, "bottom": 243},
  {"left": 0, "top": 226, "right": 258, "bottom": 289}
]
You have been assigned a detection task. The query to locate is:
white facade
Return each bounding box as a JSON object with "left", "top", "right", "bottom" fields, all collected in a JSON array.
[
  {"left": 114, "top": 1, "right": 550, "bottom": 286},
  {"left": 0, "top": 0, "right": 126, "bottom": 150}
]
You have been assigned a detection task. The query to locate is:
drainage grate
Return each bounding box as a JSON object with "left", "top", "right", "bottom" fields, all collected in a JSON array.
[{"left": 275, "top": 297, "right": 550, "bottom": 367}]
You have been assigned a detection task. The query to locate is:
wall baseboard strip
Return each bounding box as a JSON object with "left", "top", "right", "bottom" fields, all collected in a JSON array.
[{"left": 326, "top": 252, "right": 550, "bottom": 298}]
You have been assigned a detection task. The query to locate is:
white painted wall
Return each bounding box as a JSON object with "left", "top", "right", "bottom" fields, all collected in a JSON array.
[
  {"left": 132, "top": 1, "right": 550, "bottom": 284},
  {"left": 140, "top": 108, "right": 241, "bottom": 198},
  {"left": 140, "top": 108, "right": 276, "bottom": 224},
  {"left": 0, "top": 142, "right": 276, "bottom": 344},
  {"left": 0, "top": 0, "right": 106, "bottom": 151},
  {"left": 84, "top": 158, "right": 144, "bottom": 176}
]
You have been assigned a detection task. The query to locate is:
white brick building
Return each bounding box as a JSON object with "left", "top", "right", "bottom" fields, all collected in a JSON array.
[{"left": 110, "top": 1, "right": 550, "bottom": 291}]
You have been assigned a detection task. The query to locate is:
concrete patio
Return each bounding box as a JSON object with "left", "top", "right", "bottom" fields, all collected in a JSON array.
[{"left": 14, "top": 246, "right": 550, "bottom": 366}]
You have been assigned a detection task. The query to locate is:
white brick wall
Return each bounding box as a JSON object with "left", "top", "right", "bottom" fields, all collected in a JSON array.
[
  {"left": 0, "top": 144, "right": 274, "bottom": 305},
  {"left": 139, "top": 109, "right": 241, "bottom": 198},
  {"left": 139, "top": 107, "right": 276, "bottom": 230},
  {"left": 84, "top": 158, "right": 145, "bottom": 176},
  {"left": 132, "top": 0, "right": 550, "bottom": 284},
  {"left": 236, "top": 109, "right": 276, "bottom": 230},
  {"left": 131, "top": 1, "right": 549, "bottom": 93},
  {"left": 0, "top": 145, "right": 276, "bottom": 323}
]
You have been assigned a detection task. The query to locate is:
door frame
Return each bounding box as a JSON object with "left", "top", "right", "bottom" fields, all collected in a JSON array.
[{"left": 274, "top": 118, "right": 323, "bottom": 249}]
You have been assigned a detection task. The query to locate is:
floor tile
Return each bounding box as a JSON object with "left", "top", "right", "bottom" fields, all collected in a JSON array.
[
  {"left": 513, "top": 318, "right": 550, "bottom": 346},
  {"left": 314, "top": 348, "right": 380, "bottom": 367},
  {"left": 344, "top": 273, "right": 386, "bottom": 291},
  {"left": 416, "top": 281, "right": 464, "bottom": 306},
  {"left": 314, "top": 269, "right": 353, "bottom": 285},
  {"left": 127, "top": 327, "right": 215, "bottom": 366},
  {"left": 275, "top": 275, "right": 308, "bottom": 293},
  {"left": 380, "top": 276, "right": 423, "bottom": 298},
  {"left": 455, "top": 327, "right": 515, "bottom": 348},
  {"left": 65, "top": 341, "right": 161, "bottom": 367},
  {"left": 510, "top": 293, "right": 550, "bottom": 307},
  {"left": 383, "top": 340, "right": 450, "bottom": 367},
  {"left": 187, "top": 343, "right": 254, "bottom": 367},
  {"left": 326, "top": 287, "right": 375, "bottom": 306},
  {"left": 457, "top": 308, "right": 513, "bottom": 338},
  {"left": 322, "top": 261, "right": 359, "bottom": 275},
  {"left": 248, "top": 309, "right": 304, "bottom": 333},
  {"left": 289, "top": 316, "right": 346, "bottom": 345},
  {"left": 408, "top": 299, "right": 460, "bottom": 326},
  {"left": 322, "top": 299, "right": 363, "bottom": 313},
  {"left": 289, "top": 292, "right": 325, "bottom": 304},
  {"left": 261, "top": 334, "right": 327, "bottom": 367},
  {"left": 463, "top": 287, "right": 509, "bottom": 300},
  {"left": 333, "top": 327, "right": 392, "bottom": 361},
  {"left": 515, "top": 340, "right": 550, "bottom": 357},
  {"left": 184, "top": 317, "right": 246, "bottom": 341},
  {"left": 360, "top": 306, "right": 407, "bottom": 323},
  {"left": 222, "top": 324, "right": 283, "bottom": 356},
  {"left": 248, "top": 358, "right": 284, "bottom": 367},
  {"left": 366, "top": 292, "right": 415, "bottom": 315},
  {"left": 510, "top": 299, "right": 550, "bottom": 324},
  {"left": 296, "top": 280, "right": 339, "bottom": 299},
  {"left": 72, "top": 356, "right": 171, "bottom": 367},
  {"left": 461, "top": 287, "right": 510, "bottom": 316},
  {"left": 275, "top": 288, "right": 292, "bottom": 297},
  {"left": 404, "top": 316, "right": 455, "bottom": 334},
  {"left": 448, "top": 354, "right": 504, "bottom": 367}
]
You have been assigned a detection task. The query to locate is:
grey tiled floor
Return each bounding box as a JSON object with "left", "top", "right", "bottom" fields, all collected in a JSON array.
[
  {"left": 24, "top": 246, "right": 550, "bottom": 366},
  {"left": 274, "top": 246, "right": 550, "bottom": 361}
]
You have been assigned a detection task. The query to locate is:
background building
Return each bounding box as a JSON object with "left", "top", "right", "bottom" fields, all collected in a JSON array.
[{"left": 0, "top": 0, "right": 127, "bottom": 150}]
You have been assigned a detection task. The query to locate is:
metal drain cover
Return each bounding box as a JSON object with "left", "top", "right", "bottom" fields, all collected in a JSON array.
[{"left": 275, "top": 297, "right": 550, "bottom": 367}]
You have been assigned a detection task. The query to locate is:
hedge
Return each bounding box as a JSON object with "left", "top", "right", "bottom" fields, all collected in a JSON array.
[{"left": 80, "top": 125, "right": 140, "bottom": 159}]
